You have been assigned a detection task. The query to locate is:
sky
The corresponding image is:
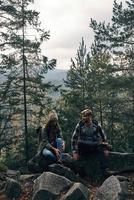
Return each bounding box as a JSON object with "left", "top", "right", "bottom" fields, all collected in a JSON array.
[{"left": 34, "top": 0, "right": 124, "bottom": 69}]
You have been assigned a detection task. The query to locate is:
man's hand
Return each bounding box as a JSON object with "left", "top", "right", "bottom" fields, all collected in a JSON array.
[
  {"left": 101, "top": 141, "right": 109, "bottom": 146},
  {"left": 72, "top": 151, "right": 79, "bottom": 160},
  {"left": 101, "top": 142, "right": 112, "bottom": 150},
  {"left": 104, "top": 149, "right": 109, "bottom": 156}
]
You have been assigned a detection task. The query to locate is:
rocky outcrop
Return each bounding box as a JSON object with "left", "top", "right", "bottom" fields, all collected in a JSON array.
[
  {"left": 26, "top": 151, "right": 134, "bottom": 199},
  {"left": 63, "top": 152, "right": 134, "bottom": 179}
]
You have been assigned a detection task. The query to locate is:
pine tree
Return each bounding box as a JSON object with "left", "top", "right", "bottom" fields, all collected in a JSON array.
[
  {"left": 90, "top": 0, "right": 134, "bottom": 151},
  {"left": 0, "top": 0, "right": 56, "bottom": 164},
  {"left": 64, "top": 38, "right": 91, "bottom": 110}
]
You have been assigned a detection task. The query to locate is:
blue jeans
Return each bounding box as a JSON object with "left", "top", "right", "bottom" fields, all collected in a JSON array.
[{"left": 42, "top": 138, "right": 64, "bottom": 162}]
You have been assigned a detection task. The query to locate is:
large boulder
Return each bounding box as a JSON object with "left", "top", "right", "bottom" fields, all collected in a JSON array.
[
  {"left": 0, "top": 172, "right": 21, "bottom": 199},
  {"left": 5, "top": 177, "right": 21, "bottom": 199},
  {"left": 93, "top": 175, "right": 129, "bottom": 200},
  {"left": 48, "top": 164, "right": 78, "bottom": 182},
  {"left": 28, "top": 153, "right": 48, "bottom": 173},
  {"left": 6, "top": 169, "right": 20, "bottom": 181},
  {"left": 63, "top": 152, "right": 134, "bottom": 179},
  {"left": 32, "top": 172, "right": 72, "bottom": 200},
  {"left": 63, "top": 153, "right": 102, "bottom": 182},
  {"left": 61, "top": 182, "right": 90, "bottom": 200},
  {"left": 109, "top": 152, "right": 134, "bottom": 171}
]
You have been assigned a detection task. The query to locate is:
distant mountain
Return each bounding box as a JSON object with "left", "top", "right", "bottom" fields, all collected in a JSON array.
[
  {"left": 45, "top": 68, "right": 67, "bottom": 85},
  {"left": 0, "top": 68, "right": 68, "bottom": 86},
  {"left": 0, "top": 68, "right": 68, "bottom": 100}
]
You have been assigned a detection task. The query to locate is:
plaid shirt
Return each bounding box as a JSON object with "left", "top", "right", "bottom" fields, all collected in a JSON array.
[{"left": 71, "top": 121, "right": 106, "bottom": 152}]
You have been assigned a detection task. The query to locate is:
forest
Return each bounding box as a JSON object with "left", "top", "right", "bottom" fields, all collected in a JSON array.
[{"left": 0, "top": 0, "right": 133, "bottom": 171}]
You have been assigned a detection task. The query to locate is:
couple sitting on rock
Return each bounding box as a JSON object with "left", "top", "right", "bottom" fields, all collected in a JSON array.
[{"left": 37, "top": 109, "right": 112, "bottom": 176}]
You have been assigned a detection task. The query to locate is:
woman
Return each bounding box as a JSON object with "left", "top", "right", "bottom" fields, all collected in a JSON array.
[{"left": 39, "top": 110, "right": 65, "bottom": 164}]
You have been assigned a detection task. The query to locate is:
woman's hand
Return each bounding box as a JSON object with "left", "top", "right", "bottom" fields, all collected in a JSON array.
[{"left": 54, "top": 148, "right": 61, "bottom": 160}]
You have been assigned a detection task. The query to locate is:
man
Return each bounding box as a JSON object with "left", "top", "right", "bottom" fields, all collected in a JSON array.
[{"left": 71, "top": 108, "right": 111, "bottom": 176}]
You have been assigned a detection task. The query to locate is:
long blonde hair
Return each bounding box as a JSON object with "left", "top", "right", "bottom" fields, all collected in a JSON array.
[{"left": 47, "top": 110, "right": 58, "bottom": 122}]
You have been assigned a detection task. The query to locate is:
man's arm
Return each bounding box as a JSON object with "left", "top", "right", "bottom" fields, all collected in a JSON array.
[
  {"left": 98, "top": 125, "right": 111, "bottom": 151},
  {"left": 98, "top": 125, "right": 107, "bottom": 142}
]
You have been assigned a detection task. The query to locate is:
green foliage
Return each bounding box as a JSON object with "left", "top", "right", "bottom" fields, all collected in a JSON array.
[
  {"left": 89, "top": 0, "right": 134, "bottom": 152},
  {"left": 0, "top": 161, "right": 8, "bottom": 172},
  {"left": 60, "top": 0, "right": 134, "bottom": 153},
  {"left": 0, "top": 0, "right": 56, "bottom": 166}
]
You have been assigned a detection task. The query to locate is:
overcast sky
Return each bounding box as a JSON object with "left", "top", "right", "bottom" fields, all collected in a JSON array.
[{"left": 34, "top": 0, "right": 124, "bottom": 69}]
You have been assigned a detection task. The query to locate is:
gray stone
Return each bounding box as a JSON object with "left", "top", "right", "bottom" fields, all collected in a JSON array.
[
  {"left": 109, "top": 152, "right": 134, "bottom": 172},
  {"left": 0, "top": 179, "right": 6, "bottom": 197},
  {"left": 63, "top": 152, "right": 134, "bottom": 179},
  {"left": 93, "top": 175, "right": 129, "bottom": 200},
  {"left": 32, "top": 172, "right": 72, "bottom": 200},
  {"left": 5, "top": 177, "right": 21, "bottom": 199},
  {"left": 6, "top": 169, "right": 20, "bottom": 181},
  {"left": 115, "top": 175, "right": 129, "bottom": 182},
  {"left": 20, "top": 174, "right": 40, "bottom": 183},
  {"left": 28, "top": 153, "right": 48, "bottom": 173},
  {"left": 119, "top": 181, "right": 129, "bottom": 199},
  {"left": 61, "top": 182, "right": 89, "bottom": 200},
  {"left": 48, "top": 164, "right": 78, "bottom": 182}
]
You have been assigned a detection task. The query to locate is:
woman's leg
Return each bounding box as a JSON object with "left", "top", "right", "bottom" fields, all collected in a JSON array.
[
  {"left": 42, "top": 148, "right": 56, "bottom": 162},
  {"left": 56, "top": 138, "right": 65, "bottom": 160},
  {"left": 56, "top": 138, "right": 63, "bottom": 150}
]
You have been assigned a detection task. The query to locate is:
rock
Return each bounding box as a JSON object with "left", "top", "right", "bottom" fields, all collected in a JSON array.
[
  {"left": 0, "top": 172, "right": 6, "bottom": 181},
  {"left": 93, "top": 175, "right": 129, "bottom": 200},
  {"left": 20, "top": 174, "right": 40, "bottom": 183},
  {"left": 61, "top": 182, "right": 89, "bottom": 200},
  {"left": 109, "top": 152, "right": 134, "bottom": 172},
  {"left": 63, "top": 153, "right": 102, "bottom": 182},
  {"left": 0, "top": 180, "right": 6, "bottom": 191},
  {"left": 32, "top": 172, "right": 72, "bottom": 200},
  {"left": 6, "top": 169, "right": 20, "bottom": 181},
  {"left": 63, "top": 152, "right": 134, "bottom": 180},
  {"left": 0, "top": 179, "right": 6, "bottom": 197},
  {"left": 119, "top": 181, "right": 129, "bottom": 199},
  {"left": 5, "top": 177, "right": 21, "bottom": 199},
  {"left": 28, "top": 153, "right": 48, "bottom": 173},
  {"left": 48, "top": 164, "right": 78, "bottom": 182},
  {"left": 116, "top": 175, "right": 129, "bottom": 182},
  {"left": 0, "top": 173, "right": 7, "bottom": 199}
]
